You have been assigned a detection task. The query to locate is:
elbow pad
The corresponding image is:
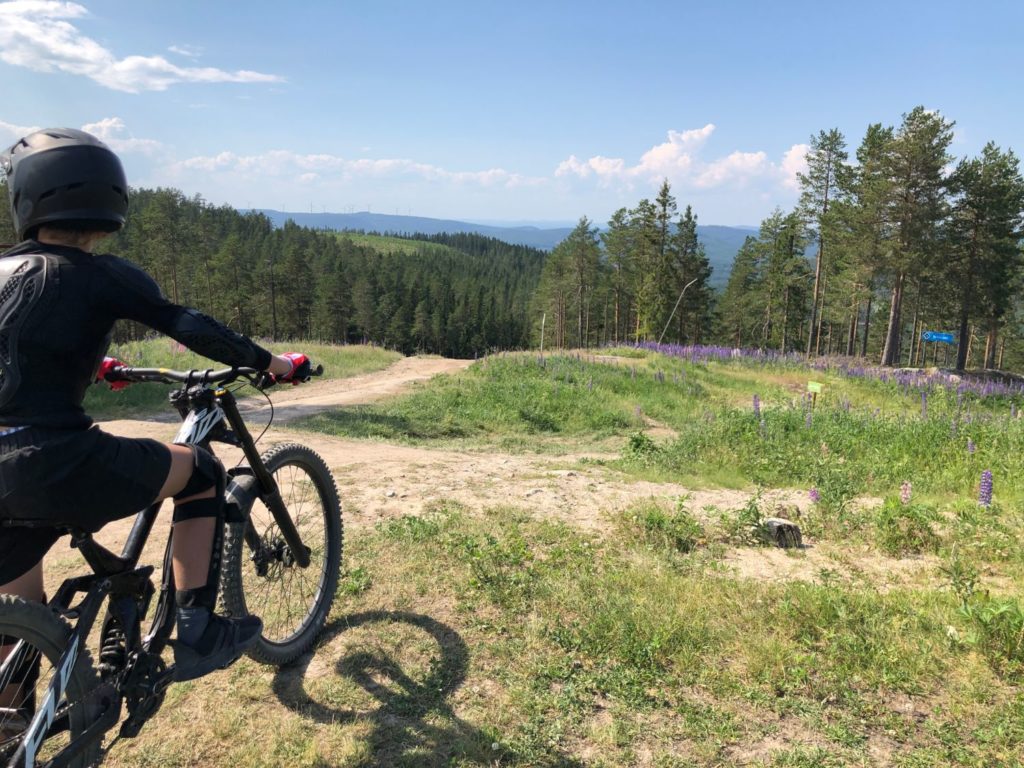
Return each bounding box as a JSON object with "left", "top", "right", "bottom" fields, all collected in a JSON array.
[{"left": 170, "top": 309, "right": 270, "bottom": 369}]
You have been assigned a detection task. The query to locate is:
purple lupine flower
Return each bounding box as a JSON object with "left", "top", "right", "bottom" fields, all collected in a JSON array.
[
  {"left": 979, "top": 470, "right": 993, "bottom": 507},
  {"left": 900, "top": 481, "right": 912, "bottom": 506},
  {"left": 967, "top": 438, "right": 976, "bottom": 455},
  {"left": 634, "top": 405, "right": 642, "bottom": 419},
  {"left": 921, "top": 391, "right": 928, "bottom": 419},
  {"left": 951, "top": 419, "right": 959, "bottom": 438},
  {"left": 805, "top": 410, "right": 813, "bottom": 428},
  {"left": 808, "top": 487, "right": 821, "bottom": 504},
  {"left": 753, "top": 393, "right": 761, "bottom": 419}
]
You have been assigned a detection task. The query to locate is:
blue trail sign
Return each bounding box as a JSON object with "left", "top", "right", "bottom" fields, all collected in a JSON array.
[{"left": 921, "top": 331, "right": 956, "bottom": 344}]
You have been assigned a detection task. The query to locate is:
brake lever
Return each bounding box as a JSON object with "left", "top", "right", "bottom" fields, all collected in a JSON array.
[{"left": 253, "top": 371, "right": 277, "bottom": 390}]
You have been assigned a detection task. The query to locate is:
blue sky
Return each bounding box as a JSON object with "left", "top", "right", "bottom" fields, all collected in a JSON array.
[{"left": 1, "top": 0, "right": 1021, "bottom": 226}]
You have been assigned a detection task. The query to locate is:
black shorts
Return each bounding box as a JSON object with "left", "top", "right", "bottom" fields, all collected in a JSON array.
[{"left": 0, "top": 426, "right": 172, "bottom": 584}]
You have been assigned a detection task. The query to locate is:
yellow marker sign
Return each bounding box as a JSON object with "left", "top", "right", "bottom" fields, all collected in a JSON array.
[{"left": 807, "top": 381, "right": 823, "bottom": 394}]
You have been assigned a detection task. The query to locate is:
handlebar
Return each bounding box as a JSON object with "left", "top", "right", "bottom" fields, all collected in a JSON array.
[{"left": 108, "top": 363, "right": 324, "bottom": 387}]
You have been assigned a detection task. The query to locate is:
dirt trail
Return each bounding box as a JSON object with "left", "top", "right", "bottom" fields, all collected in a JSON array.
[{"left": 42, "top": 355, "right": 932, "bottom": 592}]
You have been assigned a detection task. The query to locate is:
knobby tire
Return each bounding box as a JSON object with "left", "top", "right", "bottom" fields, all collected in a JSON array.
[{"left": 220, "top": 443, "right": 342, "bottom": 666}]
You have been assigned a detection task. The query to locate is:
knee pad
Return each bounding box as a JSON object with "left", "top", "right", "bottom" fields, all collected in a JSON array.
[{"left": 173, "top": 446, "right": 226, "bottom": 503}]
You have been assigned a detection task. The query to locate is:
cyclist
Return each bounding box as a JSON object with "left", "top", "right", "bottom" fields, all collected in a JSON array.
[{"left": 0, "top": 127, "right": 311, "bottom": 688}]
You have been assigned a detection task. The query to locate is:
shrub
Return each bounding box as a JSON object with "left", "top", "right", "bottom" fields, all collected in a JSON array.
[
  {"left": 874, "top": 497, "right": 940, "bottom": 556},
  {"left": 623, "top": 498, "right": 704, "bottom": 554}
]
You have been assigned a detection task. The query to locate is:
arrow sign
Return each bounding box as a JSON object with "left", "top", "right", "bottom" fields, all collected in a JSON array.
[{"left": 921, "top": 331, "right": 956, "bottom": 344}]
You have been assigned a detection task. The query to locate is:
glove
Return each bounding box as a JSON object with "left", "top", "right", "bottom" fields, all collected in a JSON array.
[
  {"left": 96, "top": 356, "right": 130, "bottom": 391},
  {"left": 277, "top": 352, "right": 312, "bottom": 385}
]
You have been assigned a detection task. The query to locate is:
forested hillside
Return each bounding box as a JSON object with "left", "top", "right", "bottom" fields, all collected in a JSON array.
[{"left": 0, "top": 187, "right": 545, "bottom": 357}]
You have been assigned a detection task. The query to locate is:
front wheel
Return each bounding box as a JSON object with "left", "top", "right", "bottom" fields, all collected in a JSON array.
[{"left": 221, "top": 443, "right": 342, "bottom": 665}]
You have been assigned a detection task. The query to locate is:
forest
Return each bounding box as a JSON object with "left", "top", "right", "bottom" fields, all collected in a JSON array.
[
  {"left": 718, "top": 107, "right": 1024, "bottom": 370},
  {"left": 0, "top": 187, "right": 545, "bottom": 358},
  {"left": 0, "top": 103, "right": 1021, "bottom": 369}
]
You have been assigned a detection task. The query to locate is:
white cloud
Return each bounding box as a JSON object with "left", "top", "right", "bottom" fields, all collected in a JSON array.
[
  {"left": 172, "top": 149, "right": 546, "bottom": 189},
  {"left": 0, "top": 117, "right": 38, "bottom": 142},
  {"left": 168, "top": 43, "right": 201, "bottom": 58},
  {"left": 556, "top": 126, "right": 805, "bottom": 194},
  {"left": 778, "top": 143, "right": 809, "bottom": 190},
  {"left": 694, "top": 150, "right": 768, "bottom": 188},
  {"left": 81, "top": 116, "right": 161, "bottom": 153},
  {"left": 0, "top": 1, "right": 283, "bottom": 92}
]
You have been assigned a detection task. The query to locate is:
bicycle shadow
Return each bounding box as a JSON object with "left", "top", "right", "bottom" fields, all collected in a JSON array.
[{"left": 272, "top": 610, "right": 584, "bottom": 767}]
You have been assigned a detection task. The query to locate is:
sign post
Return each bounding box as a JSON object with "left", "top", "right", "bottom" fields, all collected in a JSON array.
[
  {"left": 807, "top": 380, "right": 823, "bottom": 409},
  {"left": 921, "top": 331, "right": 956, "bottom": 368}
]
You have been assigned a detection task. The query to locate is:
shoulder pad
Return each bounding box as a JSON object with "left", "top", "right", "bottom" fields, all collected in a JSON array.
[{"left": 94, "top": 254, "right": 167, "bottom": 304}]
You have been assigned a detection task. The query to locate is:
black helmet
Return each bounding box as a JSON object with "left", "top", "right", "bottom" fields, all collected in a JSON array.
[{"left": 1, "top": 128, "right": 129, "bottom": 240}]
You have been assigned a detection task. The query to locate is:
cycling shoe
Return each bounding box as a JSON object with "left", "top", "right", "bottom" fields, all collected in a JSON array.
[{"left": 171, "top": 613, "right": 262, "bottom": 682}]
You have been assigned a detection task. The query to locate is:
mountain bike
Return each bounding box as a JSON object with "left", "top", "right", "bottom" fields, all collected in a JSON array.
[{"left": 0, "top": 364, "right": 343, "bottom": 767}]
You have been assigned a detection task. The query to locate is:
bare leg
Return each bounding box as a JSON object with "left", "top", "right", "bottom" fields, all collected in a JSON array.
[{"left": 157, "top": 445, "right": 218, "bottom": 591}]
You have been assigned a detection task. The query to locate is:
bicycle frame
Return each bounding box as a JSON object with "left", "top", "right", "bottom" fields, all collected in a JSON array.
[{"left": 4, "top": 370, "right": 313, "bottom": 768}]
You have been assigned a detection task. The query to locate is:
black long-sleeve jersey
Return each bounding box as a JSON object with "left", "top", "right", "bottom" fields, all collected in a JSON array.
[{"left": 0, "top": 240, "right": 272, "bottom": 429}]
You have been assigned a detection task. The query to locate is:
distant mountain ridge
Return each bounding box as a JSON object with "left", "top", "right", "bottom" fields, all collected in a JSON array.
[{"left": 245, "top": 209, "right": 755, "bottom": 287}]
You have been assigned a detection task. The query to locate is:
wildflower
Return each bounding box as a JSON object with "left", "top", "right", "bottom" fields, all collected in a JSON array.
[
  {"left": 753, "top": 393, "right": 761, "bottom": 419},
  {"left": 805, "top": 410, "right": 813, "bottom": 428},
  {"left": 808, "top": 487, "right": 821, "bottom": 504},
  {"left": 634, "top": 405, "right": 642, "bottom": 419},
  {"left": 967, "top": 438, "right": 976, "bottom": 455},
  {"left": 900, "top": 481, "right": 912, "bottom": 506},
  {"left": 921, "top": 391, "right": 928, "bottom": 419},
  {"left": 979, "top": 470, "right": 993, "bottom": 507},
  {"left": 1012, "top": 403, "right": 1018, "bottom": 419}
]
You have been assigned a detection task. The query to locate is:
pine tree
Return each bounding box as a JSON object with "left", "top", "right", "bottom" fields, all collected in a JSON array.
[
  {"left": 880, "top": 107, "right": 954, "bottom": 366},
  {"left": 948, "top": 143, "right": 1024, "bottom": 368},
  {"left": 798, "top": 129, "right": 851, "bottom": 356}
]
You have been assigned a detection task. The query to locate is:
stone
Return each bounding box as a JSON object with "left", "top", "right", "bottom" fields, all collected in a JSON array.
[{"left": 762, "top": 517, "right": 803, "bottom": 549}]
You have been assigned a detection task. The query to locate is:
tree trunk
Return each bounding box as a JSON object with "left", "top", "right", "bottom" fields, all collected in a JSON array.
[
  {"left": 806, "top": 236, "right": 823, "bottom": 356},
  {"left": 881, "top": 273, "right": 905, "bottom": 366},
  {"left": 998, "top": 334, "right": 1006, "bottom": 369},
  {"left": 955, "top": 309, "right": 969, "bottom": 370},
  {"left": 846, "top": 306, "right": 857, "bottom": 357},
  {"left": 861, "top": 295, "right": 872, "bottom": 358},
  {"left": 984, "top": 325, "right": 998, "bottom": 369},
  {"left": 781, "top": 284, "right": 790, "bottom": 352},
  {"left": 814, "top": 270, "right": 827, "bottom": 356}
]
